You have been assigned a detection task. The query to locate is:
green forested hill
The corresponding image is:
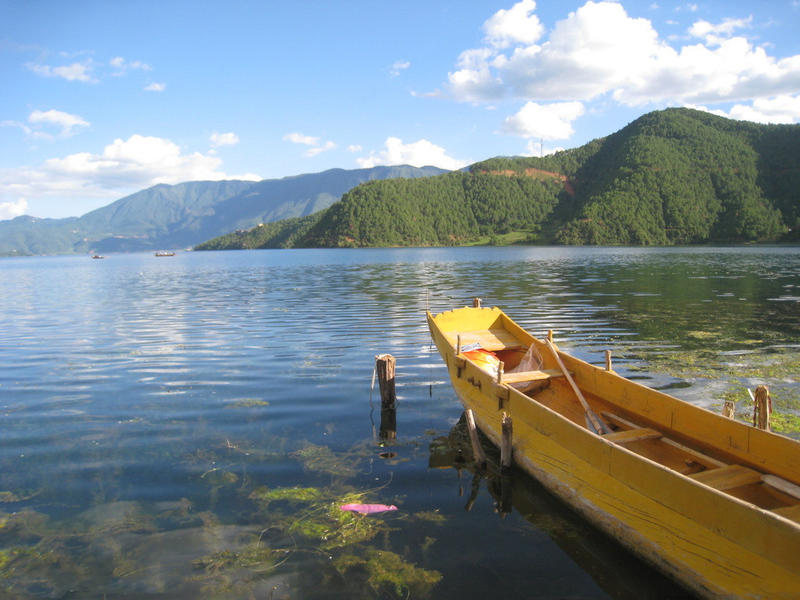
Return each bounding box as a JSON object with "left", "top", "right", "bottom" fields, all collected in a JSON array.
[{"left": 197, "top": 108, "right": 800, "bottom": 250}]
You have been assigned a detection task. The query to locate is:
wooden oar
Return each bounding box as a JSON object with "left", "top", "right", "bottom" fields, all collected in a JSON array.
[{"left": 545, "top": 339, "right": 612, "bottom": 435}]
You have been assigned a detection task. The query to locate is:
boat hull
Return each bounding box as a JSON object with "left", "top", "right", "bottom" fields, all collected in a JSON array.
[{"left": 428, "top": 306, "right": 800, "bottom": 599}]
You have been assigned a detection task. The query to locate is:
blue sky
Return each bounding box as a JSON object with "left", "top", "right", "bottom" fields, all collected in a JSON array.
[{"left": 2, "top": 0, "right": 800, "bottom": 220}]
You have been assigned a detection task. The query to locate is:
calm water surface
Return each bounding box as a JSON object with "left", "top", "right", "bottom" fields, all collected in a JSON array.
[{"left": 1, "top": 247, "right": 798, "bottom": 599}]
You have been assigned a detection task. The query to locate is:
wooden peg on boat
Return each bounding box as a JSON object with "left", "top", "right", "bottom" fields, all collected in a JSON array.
[
  {"left": 753, "top": 385, "right": 771, "bottom": 431},
  {"left": 456, "top": 334, "right": 462, "bottom": 355},
  {"left": 605, "top": 350, "right": 613, "bottom": 371},
  {"left": 547, "top": 330, "right": 554, "bottom": 343},
  {"left": 465, "top": 409, "right": 487, "bottom": 470},
  {"left": 722, "top": 400, "right": 736, "bottom": 419},
  {"left": 473, "top": 297, "right": 482, "bottom": 308},
  {"left": 497, "top": 361, "right": 504, "bottom": 385}
]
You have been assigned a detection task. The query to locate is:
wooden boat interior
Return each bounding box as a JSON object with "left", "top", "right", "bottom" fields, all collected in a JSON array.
[{"left": 436, "top": 308, "right": 800, "bottom": 525}]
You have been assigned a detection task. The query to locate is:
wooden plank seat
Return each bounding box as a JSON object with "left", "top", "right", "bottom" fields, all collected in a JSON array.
[
  {"left": 601, "top": 410, "right": 800, "bottom": 503},
  {"left": 772, "top": 504, "right": 800, "bottom": 523},
  {"left": 603, "top": 427, "right": 662, "bottom": 444},
  {"left": 689, "top": 465, "right": 762, "bottom": 490},
  {"left": 501, "top": 369, "right": 565, "bottom": 385},
  {"left": 445, "top": 328, "right": 523, "bottom": 352},
  {"left": 763, "top": 474, "right": 800, "bottom": 501}
]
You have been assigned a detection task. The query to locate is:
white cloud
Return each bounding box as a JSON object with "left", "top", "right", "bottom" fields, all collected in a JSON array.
[
  {"left": 306, "top": 141, "right": 337, "bottom": 157},
  {"left": 0, "top": 198, "right": 28, "bottom": 220},
  {"left": 1, "top": 110, "right": 89, "bottom": 140},
  {"left": 109, "top": 56, "right": 151, "bottom": 75},
  {"left": 144, "top": 82, "right": 166, "bottom": 92},
  {"left": 28, "top": 109, "right": 89, "bottom": 138},
  {"left": 446, "top": 1, "right": 800, "bottom": 127},
  {"left": 283, "top": 132, "right": 337, "bottom": 157},
  {"left": 689, "top": 16, "right": 752, "bottom": 46},
  {"left": 501, "top": 101, "right": 585, "bottom": 140},
  {"left": 0, "top": 135, "right": 261, "bottom": 219},
  {"left": 283, "top": 132, "right": 319, "bottom": 146},
  {"left": 448, "top": 47, "right": 505, "bottom": 103},
  {"left": 483, "top": 0, "right": 544, "bottom": 49},
  {"left": 390, "top": 60, "right": 410, "bottom": 76},
  {"left": 729, "top": 95, "right": 800, "bottom": 123},
  {"left": 210, "top": 132, "right": 240, "bottom": 147},
  {"left": 691, "top": 95, "right": 800, "bottom": 123},
  {"left": 525, "top": 139, "right": 564, "bottom": 156},
  {"left": 347, "top": 144, "right": 363, "bottom": 153},
  {"left": 27, "top": 60, "right": 96, "bottom": 83},
  {"left": 356, "top": 137, "right": 467, "bottom": 170}
]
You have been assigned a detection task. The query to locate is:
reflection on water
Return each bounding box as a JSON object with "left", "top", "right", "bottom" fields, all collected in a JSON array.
[
  {"left": 428, "top": 416, "right": 692, "bottom": 599},
  {"left": 0, "top": 247, "right": 798, "bottom": 598}
]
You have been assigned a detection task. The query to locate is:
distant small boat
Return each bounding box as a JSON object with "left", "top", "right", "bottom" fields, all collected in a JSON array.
[
  {"left": 154, "top": 251, "right": 176, "bottom": 257},
  {"left": 91, "top": 255, "right": 105, "bottom": 259}
]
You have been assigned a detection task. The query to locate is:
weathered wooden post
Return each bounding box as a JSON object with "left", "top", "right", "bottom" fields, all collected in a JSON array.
[
  {"left": 753, "top": 385, "right": 771, "bottom": 431},
  {"left": 722, "top": 399, "right": 736, "bottom": 419},
  {"left": 376, "top": 354, "right": 397, "bottom": 441},
  {"left": 501, "top": 412, "right": 513, "bottom": 472},
  {"left": 465, "top": 409, "right": 487, "bottom": 470}
]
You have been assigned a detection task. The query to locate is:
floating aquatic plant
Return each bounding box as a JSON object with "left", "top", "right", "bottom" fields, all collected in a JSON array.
[
  {"left": 289, "top": 443, "right": 360, "bottom": 478},
  {"left": 248, "top": 486, "right": 324, "bottom": 505},
  {"left": 226, "top": 399, "right": 270, "bottom": 408},
  {"left": 333, "top": 549, "right": 442, "bottom": 598}
]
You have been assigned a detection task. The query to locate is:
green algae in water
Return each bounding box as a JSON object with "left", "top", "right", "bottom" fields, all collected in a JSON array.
[
  {"left": 248, "top": 486, "right": 324, "bottom": 505},
  {"left": 226, "top": 399, "right": 270, "bottom": 408},
  {"left": 408, "top": 510, "right": 447, "bottom": 525},
  {"left": 334, "top": 549, "right": 442, "bottom": 598},
  {"left": 289, "top": 443, "right": 360, "bottom": 478},
  {"left": 626, "top": 345, "right": 800, "bottom": 435},
  {"left": 200, "top": 469, "right": 239, "bottom": 487},
  {"left": 286, "top": 493, "right": 390, "bottom": 551}
]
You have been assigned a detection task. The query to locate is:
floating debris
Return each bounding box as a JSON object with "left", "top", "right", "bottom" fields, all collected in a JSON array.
[{"left": 339, "top": 503, "right": 398, "bottom": 515}]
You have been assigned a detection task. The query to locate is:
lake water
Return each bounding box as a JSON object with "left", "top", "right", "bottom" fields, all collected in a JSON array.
[{"left": 1, "top": 246, "right": 798, "bottom": 599}]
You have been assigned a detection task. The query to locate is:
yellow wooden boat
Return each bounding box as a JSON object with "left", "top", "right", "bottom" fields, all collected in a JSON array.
[{"left": 427, "top": 304, "right": 800, "bottom": 599}]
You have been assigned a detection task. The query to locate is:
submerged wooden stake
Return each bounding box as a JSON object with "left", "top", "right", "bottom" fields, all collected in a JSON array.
[
  {"left": 375, "top": 354, "right": 396, "bottom": 410},
  {"left": 465, "top": 409, "right": 487, "bottom": 470},
  {"left": 722, "top": 399, "right": 736, "bottom": 419},
  {"left": 753, "top": 385, "right": 771, "bottom": 431},
  {"left": 501, "top": 412, "right": 513, "bottom": 471}
]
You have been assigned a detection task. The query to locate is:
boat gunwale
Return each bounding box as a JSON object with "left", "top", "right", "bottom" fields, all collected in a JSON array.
[{"left": 428, "top": 306, "right": 800, "bottom": 485}]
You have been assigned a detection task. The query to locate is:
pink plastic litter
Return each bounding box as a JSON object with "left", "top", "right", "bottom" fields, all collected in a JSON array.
[{"left": 339, "top": 503, "right": 398, "bottom": 514}]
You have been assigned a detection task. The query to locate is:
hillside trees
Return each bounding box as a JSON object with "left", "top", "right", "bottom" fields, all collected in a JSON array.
[{"left": 196, "top": 108, "right": 799, "bottom": 250}]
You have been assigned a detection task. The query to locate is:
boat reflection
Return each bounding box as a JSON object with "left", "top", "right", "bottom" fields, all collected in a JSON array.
[{"left": 429, "top": 415, "right": 693, "bottom": 600}]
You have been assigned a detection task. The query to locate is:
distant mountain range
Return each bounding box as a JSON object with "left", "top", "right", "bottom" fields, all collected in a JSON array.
[
  {"left": 0, "top": 165, "right": 447, "bottom": 256},
  {"left": 198, "top": 108, "right": 800, "bottom": 250}
]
